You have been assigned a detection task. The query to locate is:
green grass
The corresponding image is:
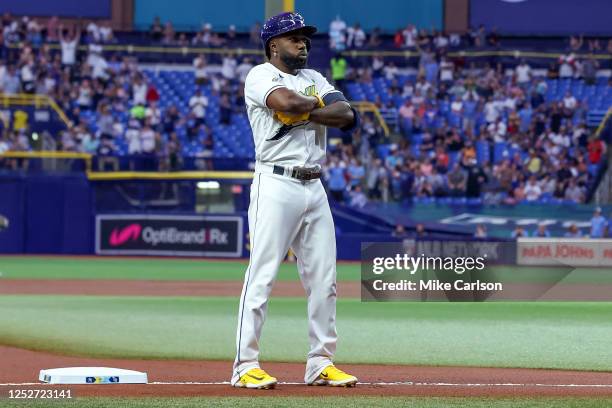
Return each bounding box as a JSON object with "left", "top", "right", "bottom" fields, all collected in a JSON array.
[
  {"left": 1, "top": 295, "right": 612, "bottom": 370},
  {"left": 0, "top": 257, "right": 360, "bottom": 282},
  {"left": 2, "top": 397, "right": 612, "bottom": 408},
  {"left": 2, "top": 256, "right": 609, "bottom": 285}
]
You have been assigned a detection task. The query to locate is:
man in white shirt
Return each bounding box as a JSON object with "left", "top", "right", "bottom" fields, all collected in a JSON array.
[
  {"left": 59, "top": 24, "right": 80, "bottom": 68},
  {"left": 232, "top": 11, "right": 358, "bottom": 390},
  {"left": 131, "top": 75, "right": 147, "bottom": 106},
  {"left": 236, "top": 57, "right": 254, "bottom": 84},
  {"left": 402, "top": 24, "right": 417, "bottom": 48},
  {"left": 221, "top": 54, "right": 238, "bottom": 82},
  {"left": 562, "top": 91, "right": 577, "bottom": 111},
  {"left": 189, "top": 89, "right": 208, "bottom": 125},
  {"left": 515, "top": 60, "right": 531, "bottom": 86},
  {"left": 351, "top": 23, "right": 366, "bottom": 48},
  {"left": 524, "top": 176, "right": 542, "bottom": 201},
  {"left": 193, "top": 54, "right": 208, "bottom": 85}
]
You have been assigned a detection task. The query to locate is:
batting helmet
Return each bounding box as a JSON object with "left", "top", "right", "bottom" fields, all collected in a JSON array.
[{"left": 261, "top": 12, "right": 317, "bottom": 59}]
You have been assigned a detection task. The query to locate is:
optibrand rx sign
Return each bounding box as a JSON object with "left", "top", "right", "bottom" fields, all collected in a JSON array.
[{"left": 96, "top": 214, "right": 243, "bottom": 257}]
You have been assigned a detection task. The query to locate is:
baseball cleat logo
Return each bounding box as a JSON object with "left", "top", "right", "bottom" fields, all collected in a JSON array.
[{"left": 109, "top": 224, "right": 142, "bottom": 247}]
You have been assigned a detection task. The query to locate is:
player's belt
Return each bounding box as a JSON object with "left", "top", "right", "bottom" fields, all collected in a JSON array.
[{"left": 273, "top": 165, "right": 321, "bottom": 181}]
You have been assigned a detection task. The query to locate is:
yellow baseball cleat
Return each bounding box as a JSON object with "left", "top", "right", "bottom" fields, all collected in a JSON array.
[
  {"left": 234, "top": 368, "right": 278, "bottom": 389},
  {"left": 310, "top": 365, "right": 358, "bottom": 387}
]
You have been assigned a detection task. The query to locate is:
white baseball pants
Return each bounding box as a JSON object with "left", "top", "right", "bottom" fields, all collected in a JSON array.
[{"left": 231, "top": 169, "right": 338, "bottom": 385}]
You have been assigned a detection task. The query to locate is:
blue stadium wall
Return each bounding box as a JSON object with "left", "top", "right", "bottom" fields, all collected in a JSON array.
[
  {"left": 470, "top": 0, "right": 612, "bottom": 35},
  {"left": 0, "top": 175, "right": 389, "bottom": 259},
  {"left": 0, "top": 0, "right": 111, "bottom": 18},
  {"left": 296, "top": 0, "right": 442, "bottom": 33},
  {"left": 133, "top": 0, "right": 442, "bottom": 33},
  {"left": 133, "top": 0, "right": 265, "bottom": 31}
]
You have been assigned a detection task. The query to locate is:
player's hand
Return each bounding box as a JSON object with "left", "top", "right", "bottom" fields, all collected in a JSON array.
[
  {"left": 274, "top": 111, "right": 310, "bottom": 125},
  {"left": 313, "top": 94, "right": 325, "bottom": 109}
]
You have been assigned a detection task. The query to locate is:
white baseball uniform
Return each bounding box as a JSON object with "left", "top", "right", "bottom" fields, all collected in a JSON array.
[{"left": 231, "top": 62, "right": 342, "bottom": 385}]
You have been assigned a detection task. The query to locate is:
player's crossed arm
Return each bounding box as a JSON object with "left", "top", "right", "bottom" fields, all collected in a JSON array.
[{"left": 267, "top": 87, "right": 356, "bottom": 130}]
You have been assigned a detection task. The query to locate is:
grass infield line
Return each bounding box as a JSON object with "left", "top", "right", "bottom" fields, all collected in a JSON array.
[{"left": 3, "top": 382, "right": 612, "bottom": 388}]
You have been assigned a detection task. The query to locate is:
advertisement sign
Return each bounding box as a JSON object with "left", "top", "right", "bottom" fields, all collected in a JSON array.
[
  {"left": 517, "top": 238, "right": 612, "bottom": 267},
  {"left": 96, "top": 214, "right": 243, "bottom": 257}
]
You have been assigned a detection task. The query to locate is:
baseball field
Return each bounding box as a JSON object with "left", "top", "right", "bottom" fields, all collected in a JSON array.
[{"left": 2, "top": 256, "right": 612, "bottom": 407}]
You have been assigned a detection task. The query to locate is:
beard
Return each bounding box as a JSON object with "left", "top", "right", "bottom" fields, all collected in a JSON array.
[{"left": 280, "top": 52, "right": 307, "bottom": 70}]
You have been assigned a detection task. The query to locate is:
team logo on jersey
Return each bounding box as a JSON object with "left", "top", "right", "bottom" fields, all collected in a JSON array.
[{"left": 302, "top": 84, "right": 317, "bottom": 96}]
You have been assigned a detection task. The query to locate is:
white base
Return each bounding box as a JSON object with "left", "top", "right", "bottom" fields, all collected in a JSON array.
[{"left": 39, "top": 367, "right": 148, "bottom": 384}]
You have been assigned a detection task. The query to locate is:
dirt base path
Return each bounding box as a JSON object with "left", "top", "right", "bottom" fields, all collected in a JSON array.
[{"left": 1, "top": 345, "right": 612, "bottom": 397}]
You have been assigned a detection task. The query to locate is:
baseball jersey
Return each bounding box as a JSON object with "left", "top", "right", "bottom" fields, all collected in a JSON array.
[{"left": 244, "top": 62, "right": 339, "bottom": 167}]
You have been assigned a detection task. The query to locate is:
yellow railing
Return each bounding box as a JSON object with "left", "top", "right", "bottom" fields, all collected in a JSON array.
[
  {"left": 86, "top": 170, "right": 254, "bottom": 180},
  {"left": 0, "top": 93, "right": 72, "bottom": 128},
  {"left": 351, "top": 101, "right": 390, "bottom": 137},
  {"left": 9, "top": 43, "right": 263, "bottom": 57},
  {"left": 0, "top": 151, "right": 92, "bottom": 171},
  {"left": 594, "top": 108, "right": 612, "bottom": 139},
  {"left": 342, "top": 48, "right": 612, "bottom": 61}
]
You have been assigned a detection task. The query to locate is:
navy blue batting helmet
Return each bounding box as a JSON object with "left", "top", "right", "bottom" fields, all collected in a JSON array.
[{"left": 261, "top": 12, "right": 317, "bottom": 58}]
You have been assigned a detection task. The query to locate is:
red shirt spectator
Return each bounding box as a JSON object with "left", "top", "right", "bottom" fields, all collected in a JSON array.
[
  {"left": 146, "top": 84, "right": 160, "bottom": 104},
  {"left": 587, "top": 139, "right": 606, "bottom": 164}
]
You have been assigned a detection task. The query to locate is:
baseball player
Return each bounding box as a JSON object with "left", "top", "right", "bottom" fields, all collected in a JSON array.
[{"left": 231, "top": 12, "right": 359, "bottom": 389}]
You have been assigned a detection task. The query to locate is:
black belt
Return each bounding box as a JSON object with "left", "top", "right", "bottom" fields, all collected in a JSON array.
[{"left": 273, "top": 165, "right": 321, "bottom": 181}]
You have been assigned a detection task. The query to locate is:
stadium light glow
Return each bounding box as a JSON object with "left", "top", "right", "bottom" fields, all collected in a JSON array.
[{"left": 197, "top": 181, "right": 220, "bottom": 189}]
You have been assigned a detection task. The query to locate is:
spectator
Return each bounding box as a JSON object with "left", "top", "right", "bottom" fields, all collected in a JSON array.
[
  {"left": 558, "top": 54, "right": 575, "bottom": 78},
  {"left": 447, "top": 163, "right": 466, "bottom": 196},
  {"left": 2, "top": 65, "right": 20, "bottom": 94},
  {"left": 329, "top": 15, "right": 347, "bottom": 51},
  {"left": 161, "top": 22, "right": 175, "bottom": 45},
  {"left": 511, "top": 225, "right": 528, "bottom": 238},
  {"left": 249, "top": 22, "right": 261, "bottom": 45},
  {"left": 326, "top": 157, "right": 347, "bottom": 201},
  {"left": 46, "top": 16, "right": 60, "bottom": 42},
  {"left": 225, "top": 25, "right": 237, "bottom": 45},
  {"left": 330, "top": 54, "right": 347, "bottom": 92},
  {"left": 564, "top": 224, "right": 583, "bottom": 238},
  {"left": 219, "top": 93, "right": 232, "bottom": 125},
  {"left": 515, "top": 60, "right": 531, "bottom": 87},
  {"left": 524, "top": 176, "right": 542, "bottom": 201},
  {"left": 474, "top": 224, "right": 487, "bottom": 238},
  {"left": 582, "top": 57, "right": 599, "bottom": 85},
  {"left": 236, "top": 57, "right": 253, "bottom": 84},
  {"left": 401, "top": 24, "right": 417, "bottom": 49},
  {"left": 145, "top": 101, "right": 162, "bottom": 129},
  {"left": 221, "top": 53, "right": 237, "bottom": 82},
  {"left": 131, "top": 74, "right": 147, "bottom": 106},
  {"left": 590, "top": 207, "right": 607, "bottom": 238},
  {"left": 464, "top": 162, "right": 487, "bottom": 198},
  {"left": 414, "top": 223, "right": 427, "bottom": 238},
  {"left": 193, "top": 54, "right": 209, "bottom": 85},
  {"left": 149, "top": 16, "right": 163, "bottom": 41},
  {"left": 348, "top": 185, "right": 367, "bottom": 208},
  {"left": 564, "top": 179, "right": 584, "bottom": 203},
  {"left": 347, "top": 158, "right": 365, "bottom": 188},
  {"left": 587, "top": 137, "right": 606, "bottom": 165},
  {"left": 392, "top": 224, "right": 409, "bottom": 238},
  {"left": 367, "top": 27, "right": 382, "bottom": 48},
  {"left": 99, "top": 24, "right": 114, "bottom": 43},
  {"left": 59, "top": 24, "right": 80, "bottom": 69},
  {"left": 162, "top": 104, "right": 181, "bottom": 134},
  {"left": 533, "top": 223, "right": 551, "bottom": 238},
  {"left": 189, "top": 88, "right": 208, "bottom": 126}
]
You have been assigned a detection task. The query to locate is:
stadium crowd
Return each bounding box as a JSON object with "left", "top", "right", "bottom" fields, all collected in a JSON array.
[{"left": 0, "top": 14, "right": 609, "bottom": 209}]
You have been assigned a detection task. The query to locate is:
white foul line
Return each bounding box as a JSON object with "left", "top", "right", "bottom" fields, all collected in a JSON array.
[{"left": 2, "top": 381, "right": 612, "bottom": 388}]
